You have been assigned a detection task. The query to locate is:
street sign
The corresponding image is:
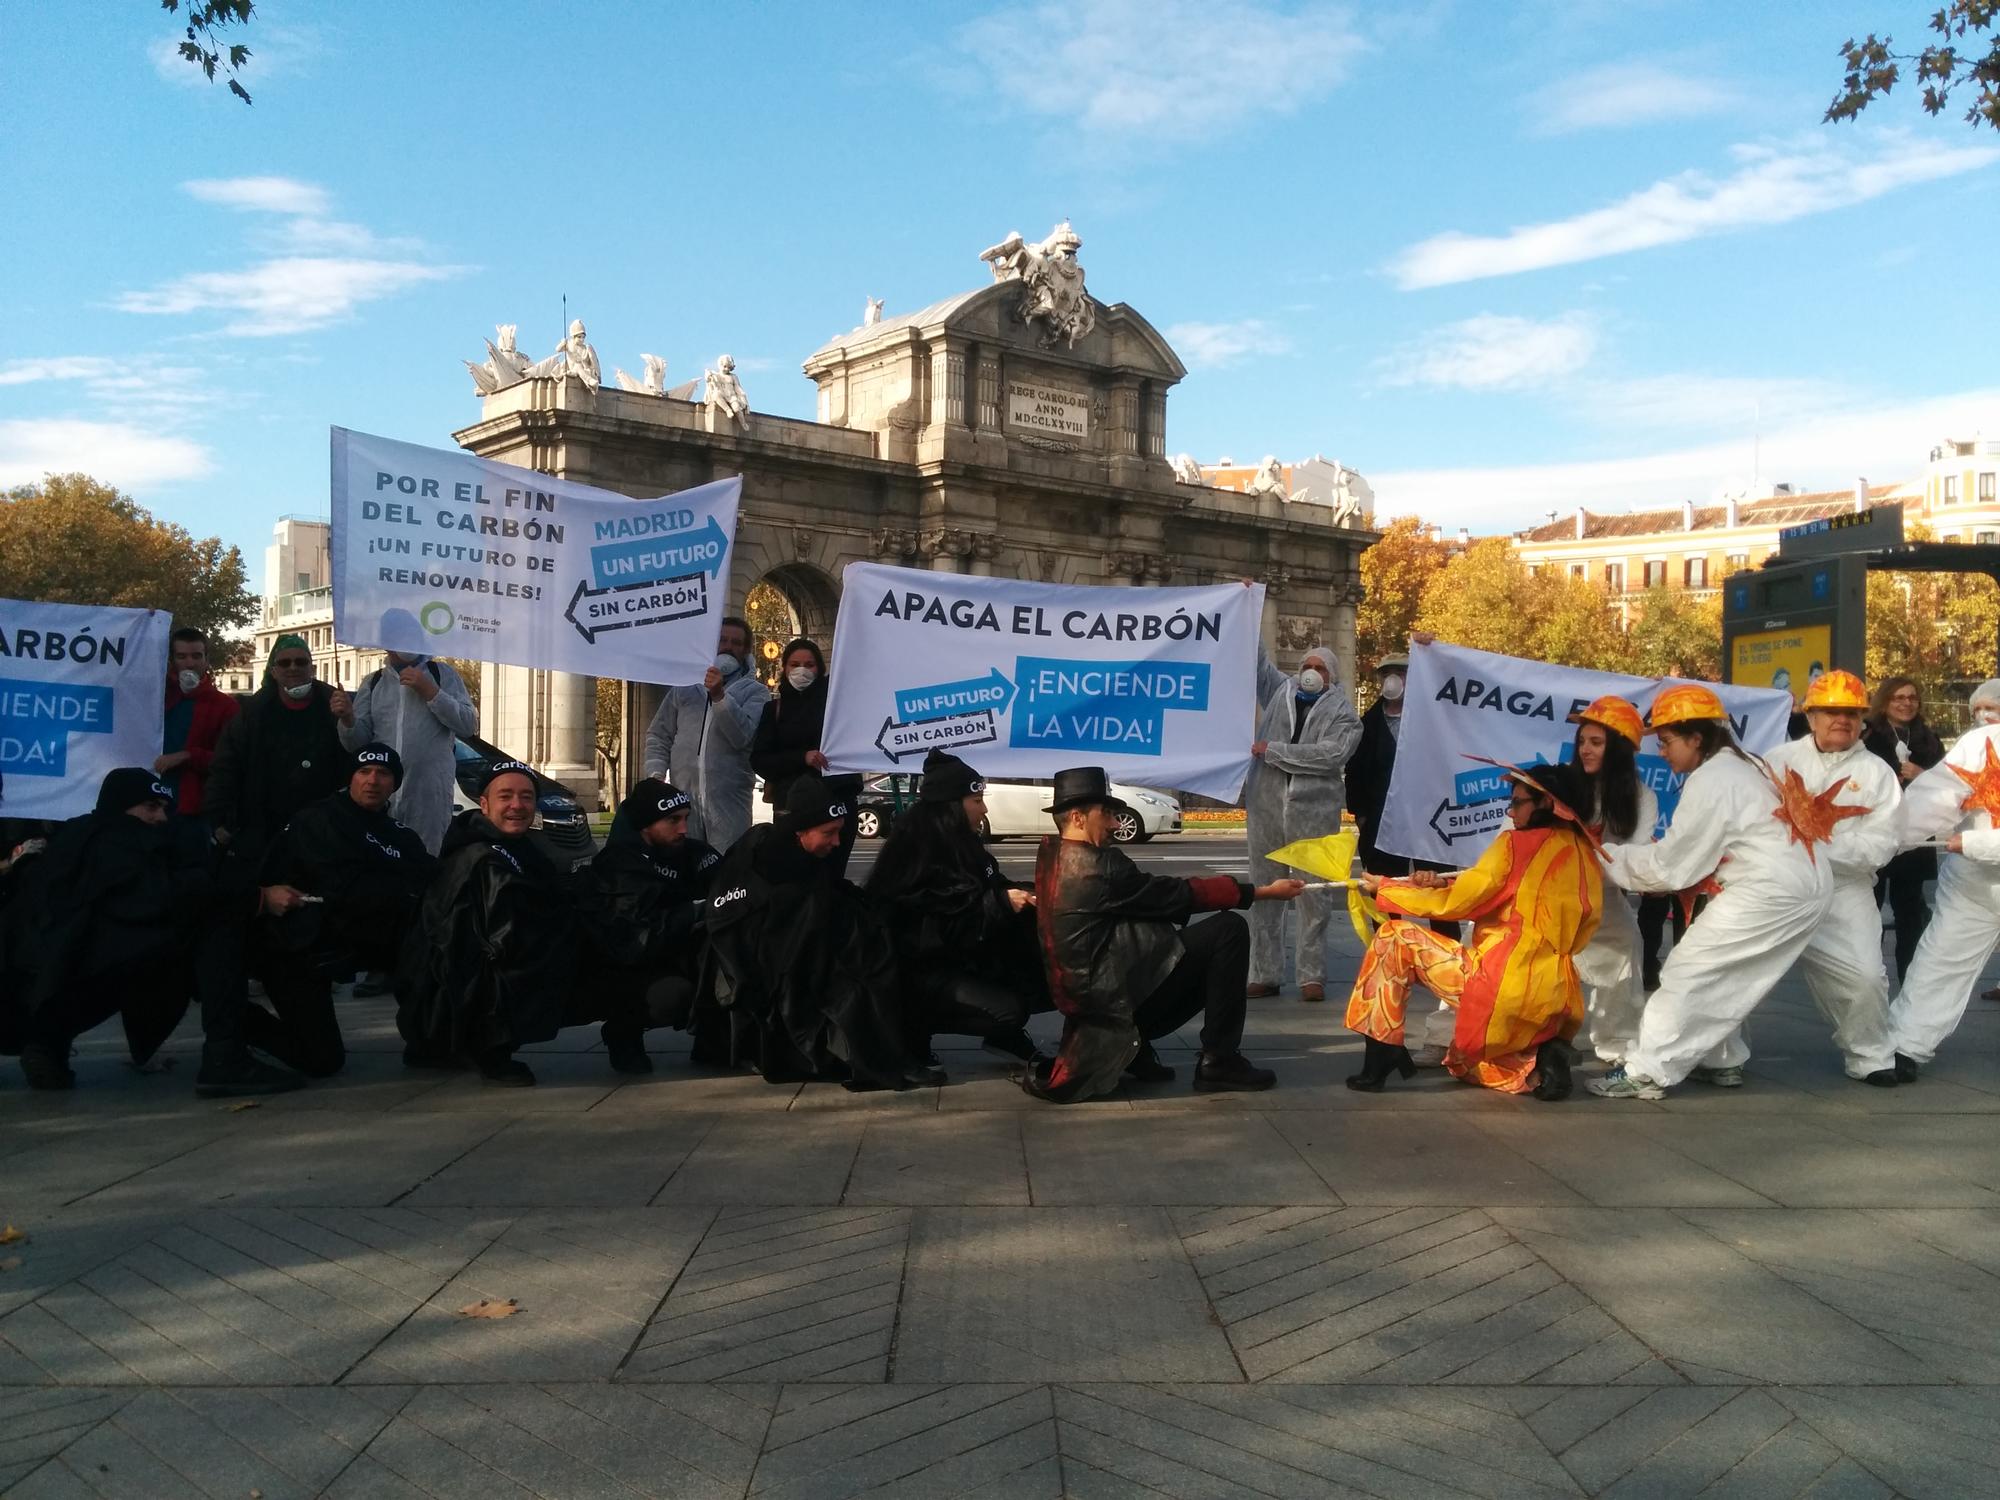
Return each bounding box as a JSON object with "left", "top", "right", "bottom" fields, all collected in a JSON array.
[
  {"left": 1777, "top": 506, "right": 1903, "bottom": 560},
  {"left": 1722, "top": 556, "right": 1867, "bottom": 707}
]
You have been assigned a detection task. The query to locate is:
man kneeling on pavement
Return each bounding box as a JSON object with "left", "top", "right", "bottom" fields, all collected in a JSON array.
[{"left": 1020, "top": 766, "right": 1304, "bottom": 1102}]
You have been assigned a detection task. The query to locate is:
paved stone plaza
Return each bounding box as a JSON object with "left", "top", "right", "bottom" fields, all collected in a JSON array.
[{"left": 3, "top": 865, "right": 1998, "bottom": 1498}]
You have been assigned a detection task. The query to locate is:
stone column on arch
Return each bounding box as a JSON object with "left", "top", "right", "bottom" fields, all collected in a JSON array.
[
  {"left": 543, "top": 670, "right": 599, "bottom": 804},
  {"left": 922, "top": 527, "right": 971, "bottom": 574}
]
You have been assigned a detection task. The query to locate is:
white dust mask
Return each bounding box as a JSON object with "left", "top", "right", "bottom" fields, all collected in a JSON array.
[
  {"left": 786, "top": 667, "right": 818, "bottom": 692},
  {"left": 1380, "top": 674, "right": 1405, "bottom": 702},
  {"left": 1297, "top": 668, "right": 1326, "bottom": 696},
  {"left": 176, "top": 669, "right": 201, "bottom": 694},
  {"left": 281, "top": 681, "right": 314, "bottom": 701}
]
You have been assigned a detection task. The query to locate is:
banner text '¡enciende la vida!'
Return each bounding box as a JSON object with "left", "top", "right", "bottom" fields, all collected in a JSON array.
[{"left": 871, "top": 588, "right": 1222, "bottom": 644}]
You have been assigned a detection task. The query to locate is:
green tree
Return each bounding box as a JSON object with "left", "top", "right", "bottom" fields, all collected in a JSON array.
[
  {"left": 162, "top": 0, "right": 256, "bottom": 103},
  {"left": 1827, "top": 3, "right": 2000, "bottom": 131},
  {"left": 0, "top": 474, "right": 255, "bottom": 646},
  {"left": 1414, "top": 538, "right": 1628, "bottom": 670},
  {"left": 1865, "top": 524, "right": 2000, "bottom": 715},
  {"left": 1356, "top": 516, "right": 1453, "bottom": 671},
  {"left": 1626, "top": 587, "right": 1723, "bottom": 679},
  {"left": 595, "top": 676, "right": 623, "bottom": 800}
]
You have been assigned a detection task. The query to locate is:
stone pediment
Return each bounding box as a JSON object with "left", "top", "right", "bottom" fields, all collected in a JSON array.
[{"left": 803, "top": 281, "right": 1185, "bottom": 472}]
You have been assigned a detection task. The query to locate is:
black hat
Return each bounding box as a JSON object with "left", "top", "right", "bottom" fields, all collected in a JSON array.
[
  {"left": 781, "top": 772, "right": 853, "bottom": 829},
  {"left": 1043, "top": 766, "right": 1131, "bottom": 816},
  {"left": 626, "top": 777, "right": 692, "bottom": 828},
  {"left": 353, "top": 741, "right": 404, "bottom": 787},
  {"left": 919, "top": 750, "right": 986, "bottom": 804},
  {"left": 478, "top": 758, "right": 537, "bottom": 794},
  {"left": 96, "top": 766, "right": 173, "bottom": 815}
]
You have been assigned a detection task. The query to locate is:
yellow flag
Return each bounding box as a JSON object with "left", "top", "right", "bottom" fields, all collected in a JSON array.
[
  {"left": 1347, "top": 882, "right": 1381, "bottom": 945},
  {"left": 1263, "top": 828, "right": 1358, "bottom": 883}
]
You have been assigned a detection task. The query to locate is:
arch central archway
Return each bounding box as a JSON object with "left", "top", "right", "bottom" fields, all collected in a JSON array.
[{"left": 747, "top": 563, "right": 840, "bottom": 688}]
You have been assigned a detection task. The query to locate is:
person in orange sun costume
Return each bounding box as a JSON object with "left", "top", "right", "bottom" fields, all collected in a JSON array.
[{"left": 1344, "top": 762, "right": 1601, "bottom": 1101}]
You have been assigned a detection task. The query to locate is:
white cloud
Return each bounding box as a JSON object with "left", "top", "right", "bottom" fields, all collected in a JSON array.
[
  {"left": 1528, "top": 62, "right": 1737, "bottom": 135},
  {"left": 956, "top": 0, "right": 1364, "bottom": 140},
  {"left": 1368, "top": 387, "right": 2000, "bottom": 533},
  {"left": 111, "top": 180, "right": 464, "bottom": 336},
  {"left": 1387, "top": 133, "right": 2000, "bottom": 289},
  {"left": 0, "top": 357, "right": 217, "bottom": 422},
  {"left": 1165, "top": 318, "right": 1293, "bottom": 368},
  {"left": 184, "top": 176, "right": 331, "bottom": 216},
  {"left": 1576, "top": 373, "right": 1851, "bottom": 434},
  {"left": 117, "top": 256, "right": 458, "bottom": 337},
  {"left": 0, "top": 419, "right": 213, "bottom": 489},
  {"left": 1380, "top": 313, "right": 1597, "bottom": 391}
]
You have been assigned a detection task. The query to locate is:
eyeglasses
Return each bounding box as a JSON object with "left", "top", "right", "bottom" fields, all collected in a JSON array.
[
  {"left": 1508, "top": 795, "right": 1538, "bottom": 810},
  {"left": 271, "top": 657, "right": 311, "bottom": 670}
]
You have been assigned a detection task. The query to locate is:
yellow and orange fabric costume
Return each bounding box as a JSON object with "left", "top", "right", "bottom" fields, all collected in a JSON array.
[{"left": 1345, "top": 822, "right": 1602, "bottom": 1092}]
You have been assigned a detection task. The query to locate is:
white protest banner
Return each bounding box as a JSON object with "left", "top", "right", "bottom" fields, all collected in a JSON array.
[
  {"left": 330, "top": 427, "right": 739, "bottom": 686},
  {"left": 821, "top": 563, "right": 1264, "bottom": 801},
  {"left": 0, "top": 599, "right": 171, "bottom": 819},
  {"left": 1377, "top": 640, "right": 1793, "bottom": 866}
]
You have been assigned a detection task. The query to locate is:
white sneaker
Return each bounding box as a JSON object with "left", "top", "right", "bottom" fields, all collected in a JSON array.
[
  {"left": 1587, "top": 1065, "right": 1666, "bottom": 1100},
  {"left": 1690, "top": 1065, "right": 1745, "bottom": 1088}
]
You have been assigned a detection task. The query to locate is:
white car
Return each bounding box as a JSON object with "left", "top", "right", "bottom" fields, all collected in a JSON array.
[{"left": 978, "top": 778, "right": 1181, "bottom": 843}]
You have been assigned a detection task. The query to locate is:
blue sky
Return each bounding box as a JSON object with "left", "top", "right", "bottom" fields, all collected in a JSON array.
[{"left": 6, "top": 1, "right": 1998, "bottom": 579}]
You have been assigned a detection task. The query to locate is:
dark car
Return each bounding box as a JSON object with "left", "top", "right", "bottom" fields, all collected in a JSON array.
[
  {"left": 852, "top": 773, "right": 916, "bottom": 839},
  {"left": 451, "top": 735, "right": 599, "bottom": 871}
]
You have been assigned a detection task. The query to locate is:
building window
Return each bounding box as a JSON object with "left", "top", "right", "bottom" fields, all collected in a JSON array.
[
  {"left": 1684, "top": 557, "right": 1708, "bottom": 588},
  {"left": 1981, "top": 472, "right": 1997, "bottom": 502},
  {"left": 1944, "top": 475, "right": 1959, "bottom": 503},
  {"left": 1978, "top": 531, "right": 1997, "bottom": 545},
  {"left": 1569, "top": 564, "right": 1585, "bottom": 578},
  {"left": 1643, "top": 560, "right": 1667, "bottom": 588},
  {"left": 1603, "top": 562, "right": 1624, "bottom": 591},
  {"left": 1726, "top": 552, "right": 1748, "bottom": 571}
]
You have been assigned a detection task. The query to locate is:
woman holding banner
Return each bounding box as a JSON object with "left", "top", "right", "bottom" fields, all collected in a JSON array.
[
  {"left": 1565, "top": 696, "right": 1658, "bottom": 1065},
  {"left": 1346, "top": 763, "right": 1600, "bottom": 1099},
  {"left": 1590, "top": 685, "right": 1835, "bottom": 1100}
]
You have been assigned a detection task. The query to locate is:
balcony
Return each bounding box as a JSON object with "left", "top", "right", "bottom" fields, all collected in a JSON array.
[{"left": 264, "top": 584, "right": 332, "bottom": 625}]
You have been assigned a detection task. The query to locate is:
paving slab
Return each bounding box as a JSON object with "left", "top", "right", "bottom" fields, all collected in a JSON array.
[
  {"left": 844, "top": 1113, "right": 1030, "bottom": 1206},
  {"left": 347, "top": 1209, "right": 710, "bottom": 1383},
  {"left": 1274, "top": 1115, "right": 1588, "bottom": 1206},
  {"left": 624, "top": 1206, "right": 912, "bottom": 1383},
  {"left": 1466, "top": 1116, "right": 1776, "bottom": 1209},
  {"left": 893, "top": 1208, "right": 1238, "bottom": 1382},
  {"left": 1489, "top": 1207, "right": 1933, "bottom": 1386},
  {"left": 1627, "top": 1115, "right": 1999, "bottom": 1208},
  {"left": 1022, "top": 1112, "right": 1336, "bottom": 1206},
  {"left": 750, "top": 1384, "right": 1059, "bottom": 1500},
  {"left": 400, "top": 1115, "right": 712, "bottom": 1206},
  {"left": 660, "top": 1117, "right": 865, "bottom": 1205}
]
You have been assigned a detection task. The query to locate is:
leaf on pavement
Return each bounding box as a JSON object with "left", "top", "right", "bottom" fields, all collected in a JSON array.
[
  {"left": 223, "top": 1100, "right": 262, "bottom": 1112},
  {"left": 0, "top": 1256, "right": 21, "bottom": 1272},
  {"left": 0, "top": 1226, "right": 26, "bottom": 1246},
  {"left": 456, "top": 1298, "right": 520, "bottom": 1319}
]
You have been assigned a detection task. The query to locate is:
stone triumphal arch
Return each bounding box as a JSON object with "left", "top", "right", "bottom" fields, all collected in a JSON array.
[{"left": 453, "top": 223, "right": 1376, "bottom": 799}]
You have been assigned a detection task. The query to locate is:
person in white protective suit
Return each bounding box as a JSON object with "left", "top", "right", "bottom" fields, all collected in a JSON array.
[
  {"left": 1245, "top": 643, "right": 1362, "bottom": 1001},
  {"left": 640, "top": 616, "right": 769, "bottom": 850},
  {"left": 1563, "top": 696, "right": 1660, "bottom": 1065},
  {"left": 1883, "top": 677, "right": 2000, "bottom": 1078},
  {"left": 1589, "top": 683, "right": 1835, "bottom": 1099},
  {"left": 336, "top": 637, "right": 478, "bottom": 856},
  {"left": 1762, "top": 670, "right": 1902, "bottom": 1085}
]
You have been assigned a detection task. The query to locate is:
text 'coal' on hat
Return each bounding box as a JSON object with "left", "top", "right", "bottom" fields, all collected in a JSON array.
[
  {"left": 353, "top": 741, "right": 404, "bottom": 786},
  {"left": 478, "top": 759, "right": 537, "bottom": 794},
  {"left": 626, "top": 777, "right": 692, "bottom": 827},
  {"left": 97, "top": 766, "right": 172, "bottom": 814},
  {"left": 919, "top": 750, "right": 986, "bottom": 804},
  {"left": 1043, "top": 766, "right": 1132, "bottom": 816},
  {"left": 782, "top": 773, "right": 852, "bottom": 829}
]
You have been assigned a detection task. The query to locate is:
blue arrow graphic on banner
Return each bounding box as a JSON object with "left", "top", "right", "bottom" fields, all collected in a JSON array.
[
  {"left": 894, "top": 667, "right": 1016, "bottom": 724},
  {"left": 0, "top": 679, "right": 114, "bottom": 778},
  {"left": 589, "top": 516, "right": 729, "bottom": 588}
]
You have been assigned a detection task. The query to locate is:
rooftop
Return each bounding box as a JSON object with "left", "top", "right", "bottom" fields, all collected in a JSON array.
[{"left": 1516, "top": 483, "right": 1910, "bottom": 544}]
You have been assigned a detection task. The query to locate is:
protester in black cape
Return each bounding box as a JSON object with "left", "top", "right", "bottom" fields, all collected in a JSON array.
[
  {"left": 204, "top": 634, "right": 352, "bottom": 860},
  {"left": 1, "top": 769, "right": 223, "bottom": 1089},
  {"left": 396, "top": 760, "right": 591, "bottom": 1086},
  {"left": 248, "top": 743, "right": 434, "bottom": 1079},
  {"left": 1021, "top": 767, "right": 1305, "bottom": 1103},
  {"left": 1864, "top": 675, "right": 1946, "bottom": 980},
  {"left": 702, "top": 773, "right": 939, "bottom": 1089},
  {"left": 571, "top": 777, "right": 721, "bottom": 1073},
  {"left": 750, "top": 637, "right": 861, "bottom": 876},
  {"left": 864, "top": 750, "right": 1045, "bottom": 1064}
]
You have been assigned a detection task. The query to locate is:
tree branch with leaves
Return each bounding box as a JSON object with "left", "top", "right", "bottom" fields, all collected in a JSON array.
[
  {"left": 1827, "top": 3, "right": 2000, "bottom": 131},
  {"left": 162, "top": 0, "right": 256, "bottom": 104}
]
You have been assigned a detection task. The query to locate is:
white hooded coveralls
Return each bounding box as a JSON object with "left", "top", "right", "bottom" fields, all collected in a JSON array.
[
  {"left": 640, "top": 667, "right": 769, "bottom": 850},
  {"left": 1762, "top": 733, "right": 1901, "bottom": 1077},
  {"left": 1577, "top": 780, "right": 1659, "bottom": 1064},
  {"left": 1602, "top": 750, "right": 1834, "bottom": 1086},
  {"left": 1247, "top": 646, "right": 1362, "bottom": 989},
  {"left": 1888, "top": 721, "right": 2000, "bottom": 1063},
  {"left": 338, "top": 659, "right": 479, "bottom": 855}
]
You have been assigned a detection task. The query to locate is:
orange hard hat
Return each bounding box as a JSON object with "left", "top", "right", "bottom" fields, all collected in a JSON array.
[
  {"left": 1646, "top": 682, "right": 1727, "bottom": 730},
  {"left": 1801, "top": 669, "right": 1869, "bottom": 712},
  {"left": 1567, "top": 695, "right": 1644, "bottom": 747}
]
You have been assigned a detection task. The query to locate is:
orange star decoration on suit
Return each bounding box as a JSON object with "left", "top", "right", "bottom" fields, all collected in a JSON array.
[
  {"left": 1770, "top": 769, "right": 1869, "bottom": 863},
  {"left": 1949, "top": 740, "right": 2000, "bottom": 822}
]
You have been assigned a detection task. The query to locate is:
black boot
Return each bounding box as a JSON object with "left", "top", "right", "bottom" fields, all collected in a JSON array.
[
  {"left": 1529, "top": 1040, "right": 1572, "bottom": 1102},
  {"left": 19, "top": 1043, "right": 76, "bottom": 1091},
  {"left": 602, "top": 1024, "right": 652, "bottom": 1075},
  {"left": 1193, "top": 1051, "right": 1277, "bottom": 1092},
  {"left": 476, "top": 1047, "right": 535, "bottom": 1087},
  {"left": 1124, "top": 1040, "right": 1176, "bottom": 1083},
  {"left": 1893, "top": 1052, "right": 1921, "bottom": 1084},
  {"left": 195, "top": 1051, "right": 304, "bottom": 1098},
  {"left": 1345, "top": 1037, "right": 1415, "bottom": 1093}
]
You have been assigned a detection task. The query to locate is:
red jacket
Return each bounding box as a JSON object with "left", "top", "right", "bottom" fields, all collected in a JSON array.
[{"left": 164, "top": 676, "right": 239, "bottom": 815}]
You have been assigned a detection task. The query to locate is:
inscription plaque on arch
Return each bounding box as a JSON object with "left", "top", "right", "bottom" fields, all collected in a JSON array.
[{"left": 1005, "top": 379, "right": 1090, "bottom": 438}]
